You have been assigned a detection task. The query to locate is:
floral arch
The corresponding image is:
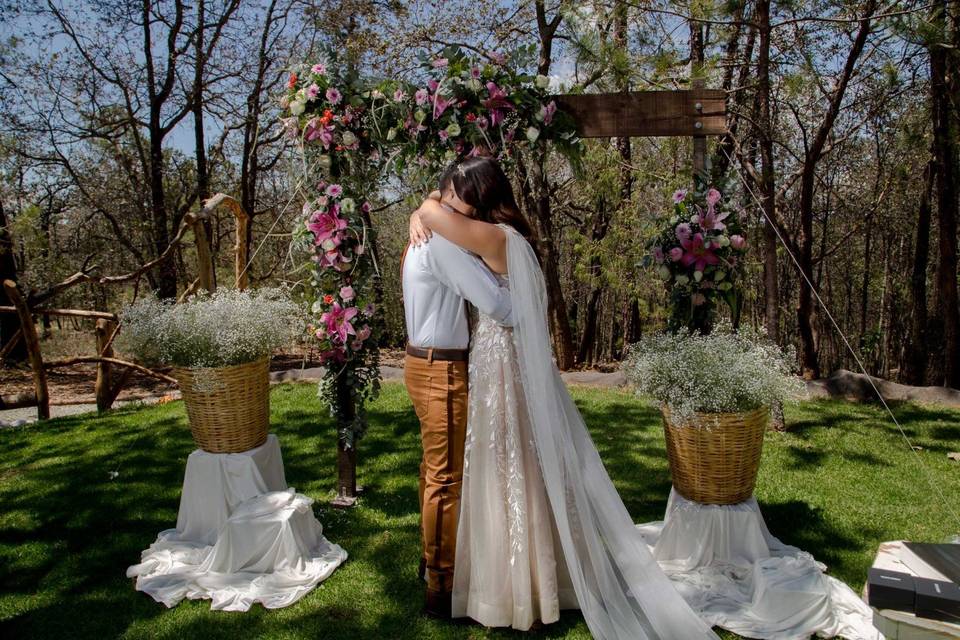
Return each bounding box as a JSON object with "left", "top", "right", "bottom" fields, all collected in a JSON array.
[{"left": 281, "top": 45, "right": 727, "bottom": 503}]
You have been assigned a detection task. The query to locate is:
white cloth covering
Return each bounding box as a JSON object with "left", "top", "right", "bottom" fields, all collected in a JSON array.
[
  {"left": 127, "top": 436, "right": 347, "bottom": 611},
  {"left": 637, "top": 489, "right": 882, "bottom": 640},
  {"left": 175, "top": 435, "right": 288, "bottom": 544}
]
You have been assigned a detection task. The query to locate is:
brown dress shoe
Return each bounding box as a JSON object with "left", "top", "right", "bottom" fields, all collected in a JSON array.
[{"left": 423, "top": 588, "right": 452, "bottom": 619}]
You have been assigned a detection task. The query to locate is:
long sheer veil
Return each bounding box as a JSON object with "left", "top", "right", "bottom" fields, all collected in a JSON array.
[{"left": 504, "top": 225, "right": 719, "bottom": 640}]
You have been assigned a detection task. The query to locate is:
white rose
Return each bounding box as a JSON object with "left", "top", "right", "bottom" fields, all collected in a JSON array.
[
  {"left": 414, "top": 109, "right": 426, "bottom": 122},
  {"left": 341, "top": 131, "right": 357, "bottom": 146},
  {"left": 675, "top": 275, "right": 689, "bottom": 285},
  {"left": 467, "top": 78, "right": 482, "bottom": 92},
  {"left": 693, "top": 270, "right": 703, "bottom": 282},
  {"left": 446, "top": 122, "right": 461, "bottom": 136},
  {"left": 340, "top": 198, "right": 356, "bottom": 214},
  {"left": 318, "top": 155, "right": 332, "bottom": 169},
  {"left": 535, "top": 74, "right": 550, "bottom": 89},
  {"left": 717, "top": 235, "right": 730, "bottom": 247},
  {"left": 289, "top": 100, "right": 305, "bottom": 116},
  {"left": 526, "top": 126, "right": 540, "bottom": 142}
]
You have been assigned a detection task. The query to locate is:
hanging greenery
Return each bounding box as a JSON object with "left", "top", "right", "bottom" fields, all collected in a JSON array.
[{"left": 281, "top": 45, "right": 583, "bottom": 445}]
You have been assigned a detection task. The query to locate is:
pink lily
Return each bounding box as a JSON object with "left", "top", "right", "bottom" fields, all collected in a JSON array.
[
  {"left": 483, "top": 82, "right": 514, "bottom": 126},
  {"left": 432, "top": 94, "right": 455, "bottom": 120},
  {"left": 306, "top": 210, "right": 347, "bottom": 244},
  {"left": 697, "top": 204, "right": 730, "bottom": 232},
  {"left": 542, "top": 100, "right": 557, "bottom": 125},
  {"left": 320, "top": 302, "right": 359, "bottom": 344},
  {"left": 679, "top": 233, "right": 721, "bottom": 272}
]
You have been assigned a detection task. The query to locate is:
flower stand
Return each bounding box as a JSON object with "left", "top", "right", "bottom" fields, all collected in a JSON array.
[
  {"left": 127, "top": 435, "right": 347, "bottom": 611},
  {"left": 638, "top": 489, "right": 881, "bottom": 639}
]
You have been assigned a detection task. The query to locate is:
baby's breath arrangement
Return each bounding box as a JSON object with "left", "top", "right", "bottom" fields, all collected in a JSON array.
[
  {"left": 624, "top": 323, "right": 805, "bottom": 424},
  {"left": 118, "top": 288, "right": 305, "bottom": 368}
]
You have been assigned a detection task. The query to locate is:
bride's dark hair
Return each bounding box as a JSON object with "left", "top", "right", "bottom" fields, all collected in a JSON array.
[{"left": 437, "top": 156, "right": 535, "bottom": 244}]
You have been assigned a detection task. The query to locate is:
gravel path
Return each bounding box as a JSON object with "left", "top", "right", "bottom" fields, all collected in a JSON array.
[
  {"left": 6, "top": 365, "right": 957, "bottom": 428},
  {"left": 1, "top": 365, "right": 628, "bottom": 427}
]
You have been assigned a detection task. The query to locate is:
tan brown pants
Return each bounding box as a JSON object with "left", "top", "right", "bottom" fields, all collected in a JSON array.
[{"left": 404, "top": 352, "right": 468, "bottom": 594}]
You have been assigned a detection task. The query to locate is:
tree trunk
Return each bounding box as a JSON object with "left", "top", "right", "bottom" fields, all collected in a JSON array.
[
  {"left": 756, "top": 0, "right": 780, "bottom": 344},
  {"left": 931, "top": 0, "right": 960, "bottom": 388},
  {"left": 193, "top": 0, "right": 216, "bottom": 290},
  {"left": 0, "top": 200, "right": 26, "bottom": 362},
  {"left": 524, "top": 1, "right": 574, "bottom": 369},
  {"left": 795, "top": 1, "right": 875, "bottom": 379},
  {"left": 860, "top": 226, "right": 871, "bottom": 340},
  {"left": 903, "top": 162, "right": 933, "bottom": 385}
]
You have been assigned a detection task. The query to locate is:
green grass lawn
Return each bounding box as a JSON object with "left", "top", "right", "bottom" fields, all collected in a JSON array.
[{"left": 1, "top": 382, "right": 958, "bottom": 639}]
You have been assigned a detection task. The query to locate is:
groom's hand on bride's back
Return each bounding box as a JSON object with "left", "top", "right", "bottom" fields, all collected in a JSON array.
[{"left": 409, "top": 211, "right": 432, "bottom": 246}]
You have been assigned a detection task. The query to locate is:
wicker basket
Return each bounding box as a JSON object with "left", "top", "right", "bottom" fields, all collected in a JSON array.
[
  {"left": 662, "top": 405, "right": 769, "bottom": 505},
  {"left": 171, "top": 356, "right": 270, "bottom": 454}
]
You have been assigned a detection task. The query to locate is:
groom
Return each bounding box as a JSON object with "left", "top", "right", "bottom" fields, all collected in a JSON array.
[{"left": 402, "top": 194, "right": 513, "bottom": 618}]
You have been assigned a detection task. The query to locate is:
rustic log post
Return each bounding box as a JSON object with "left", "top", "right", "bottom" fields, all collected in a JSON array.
[
  {"left": 191, "top": 215, "right": 216, "bottom": 293},
  {"left": 690, "top": 21, "right": 710, "bottom": 187},
  {"left": 2, "top": 280, "right": 49, "bottom": 420},
  {"left": 95, "top": 318, "right": 117, "bottom": 411},
  {"left": 234, "top": 205, "right": 250, "bottom": 291},
  {"left": 200, "top": 194, "right": 250, "bottom": 291},
  {"left": 331, "top": 375, "right": 359, "bottom": 507}
]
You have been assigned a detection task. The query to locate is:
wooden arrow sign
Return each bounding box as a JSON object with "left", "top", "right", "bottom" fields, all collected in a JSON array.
[{"left": 552, "top": 89, "right": 727, "bottom": 138}]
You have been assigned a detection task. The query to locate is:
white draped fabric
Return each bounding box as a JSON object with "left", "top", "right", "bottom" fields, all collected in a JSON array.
[
  {"left": 637, "top": 489, "right": 882, "bottom": 640},
  {"left": 174, "top": 434, "right": 288, "bottom": 544},
  {"left": 504, "top": 226, "right": 720, "bottom": 640},
  {"left": 127, "top": 435, "right": 347, "bottom": 611}
]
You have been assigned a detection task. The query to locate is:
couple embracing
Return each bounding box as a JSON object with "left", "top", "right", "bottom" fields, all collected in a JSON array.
[{"left": 402, "top": 157, "right": 718, "bottom": 640}]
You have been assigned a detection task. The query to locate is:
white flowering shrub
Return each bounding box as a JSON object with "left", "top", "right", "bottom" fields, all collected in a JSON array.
[
  {"left": 118, "top": 288, "right": 306, "bottom": 368},
  {"left": 623, "top": 323, "right": 805, "bottom": 423}
]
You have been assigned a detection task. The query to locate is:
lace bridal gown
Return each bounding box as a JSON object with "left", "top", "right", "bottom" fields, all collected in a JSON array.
[
  {"left": 451, "top": 225, "right": 720, "bottom": 640},
  {"left": 451, "top": 275, "right": 578, "bottom": 629}
]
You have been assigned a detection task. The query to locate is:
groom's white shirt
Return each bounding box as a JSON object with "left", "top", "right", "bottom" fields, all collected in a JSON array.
[{"left": 403, "top": 233, "right": 513, "bottom": 349}]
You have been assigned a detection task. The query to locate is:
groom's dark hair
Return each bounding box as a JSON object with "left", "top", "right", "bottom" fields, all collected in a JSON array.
[{"left": 438, "top": 157, "right": 536, "bottom": 248}]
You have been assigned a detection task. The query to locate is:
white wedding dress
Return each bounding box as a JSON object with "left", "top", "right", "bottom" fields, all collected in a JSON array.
[{"left": 452, "top": 225, "right": 719, "bottom": 640}]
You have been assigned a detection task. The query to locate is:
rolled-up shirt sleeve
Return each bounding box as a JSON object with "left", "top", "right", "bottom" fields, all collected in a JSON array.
[{"left": 425, "top": 233, "right": 513, "bottom": 326}]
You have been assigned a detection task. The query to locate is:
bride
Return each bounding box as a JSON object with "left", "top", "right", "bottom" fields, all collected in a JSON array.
[{"left": 408, "top": 156, "right": 719, "bottom": 640}]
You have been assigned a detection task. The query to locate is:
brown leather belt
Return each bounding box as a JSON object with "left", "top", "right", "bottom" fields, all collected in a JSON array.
[{"left": 406, "top": 344, "right": 468, "bottom": 362}]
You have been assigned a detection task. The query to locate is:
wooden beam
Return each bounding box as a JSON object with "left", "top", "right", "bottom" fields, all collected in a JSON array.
[
  {"left": 0, "top": 392, "right": 38, "bottom": 410},
  {"left": 0, "top": 306, "right": 117, "bottom": 320},
  {"left": 44, "top": 356, "right": 177, "bottom": 384},
  {"left": 552, "top": 90, "right": 726, "bottom": 138},
  {"left": 2, "top": 280, "right": 49, "bottom": 420},
  {"left": 0, "top": 327, "right": 22, "bottom": 360}
]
